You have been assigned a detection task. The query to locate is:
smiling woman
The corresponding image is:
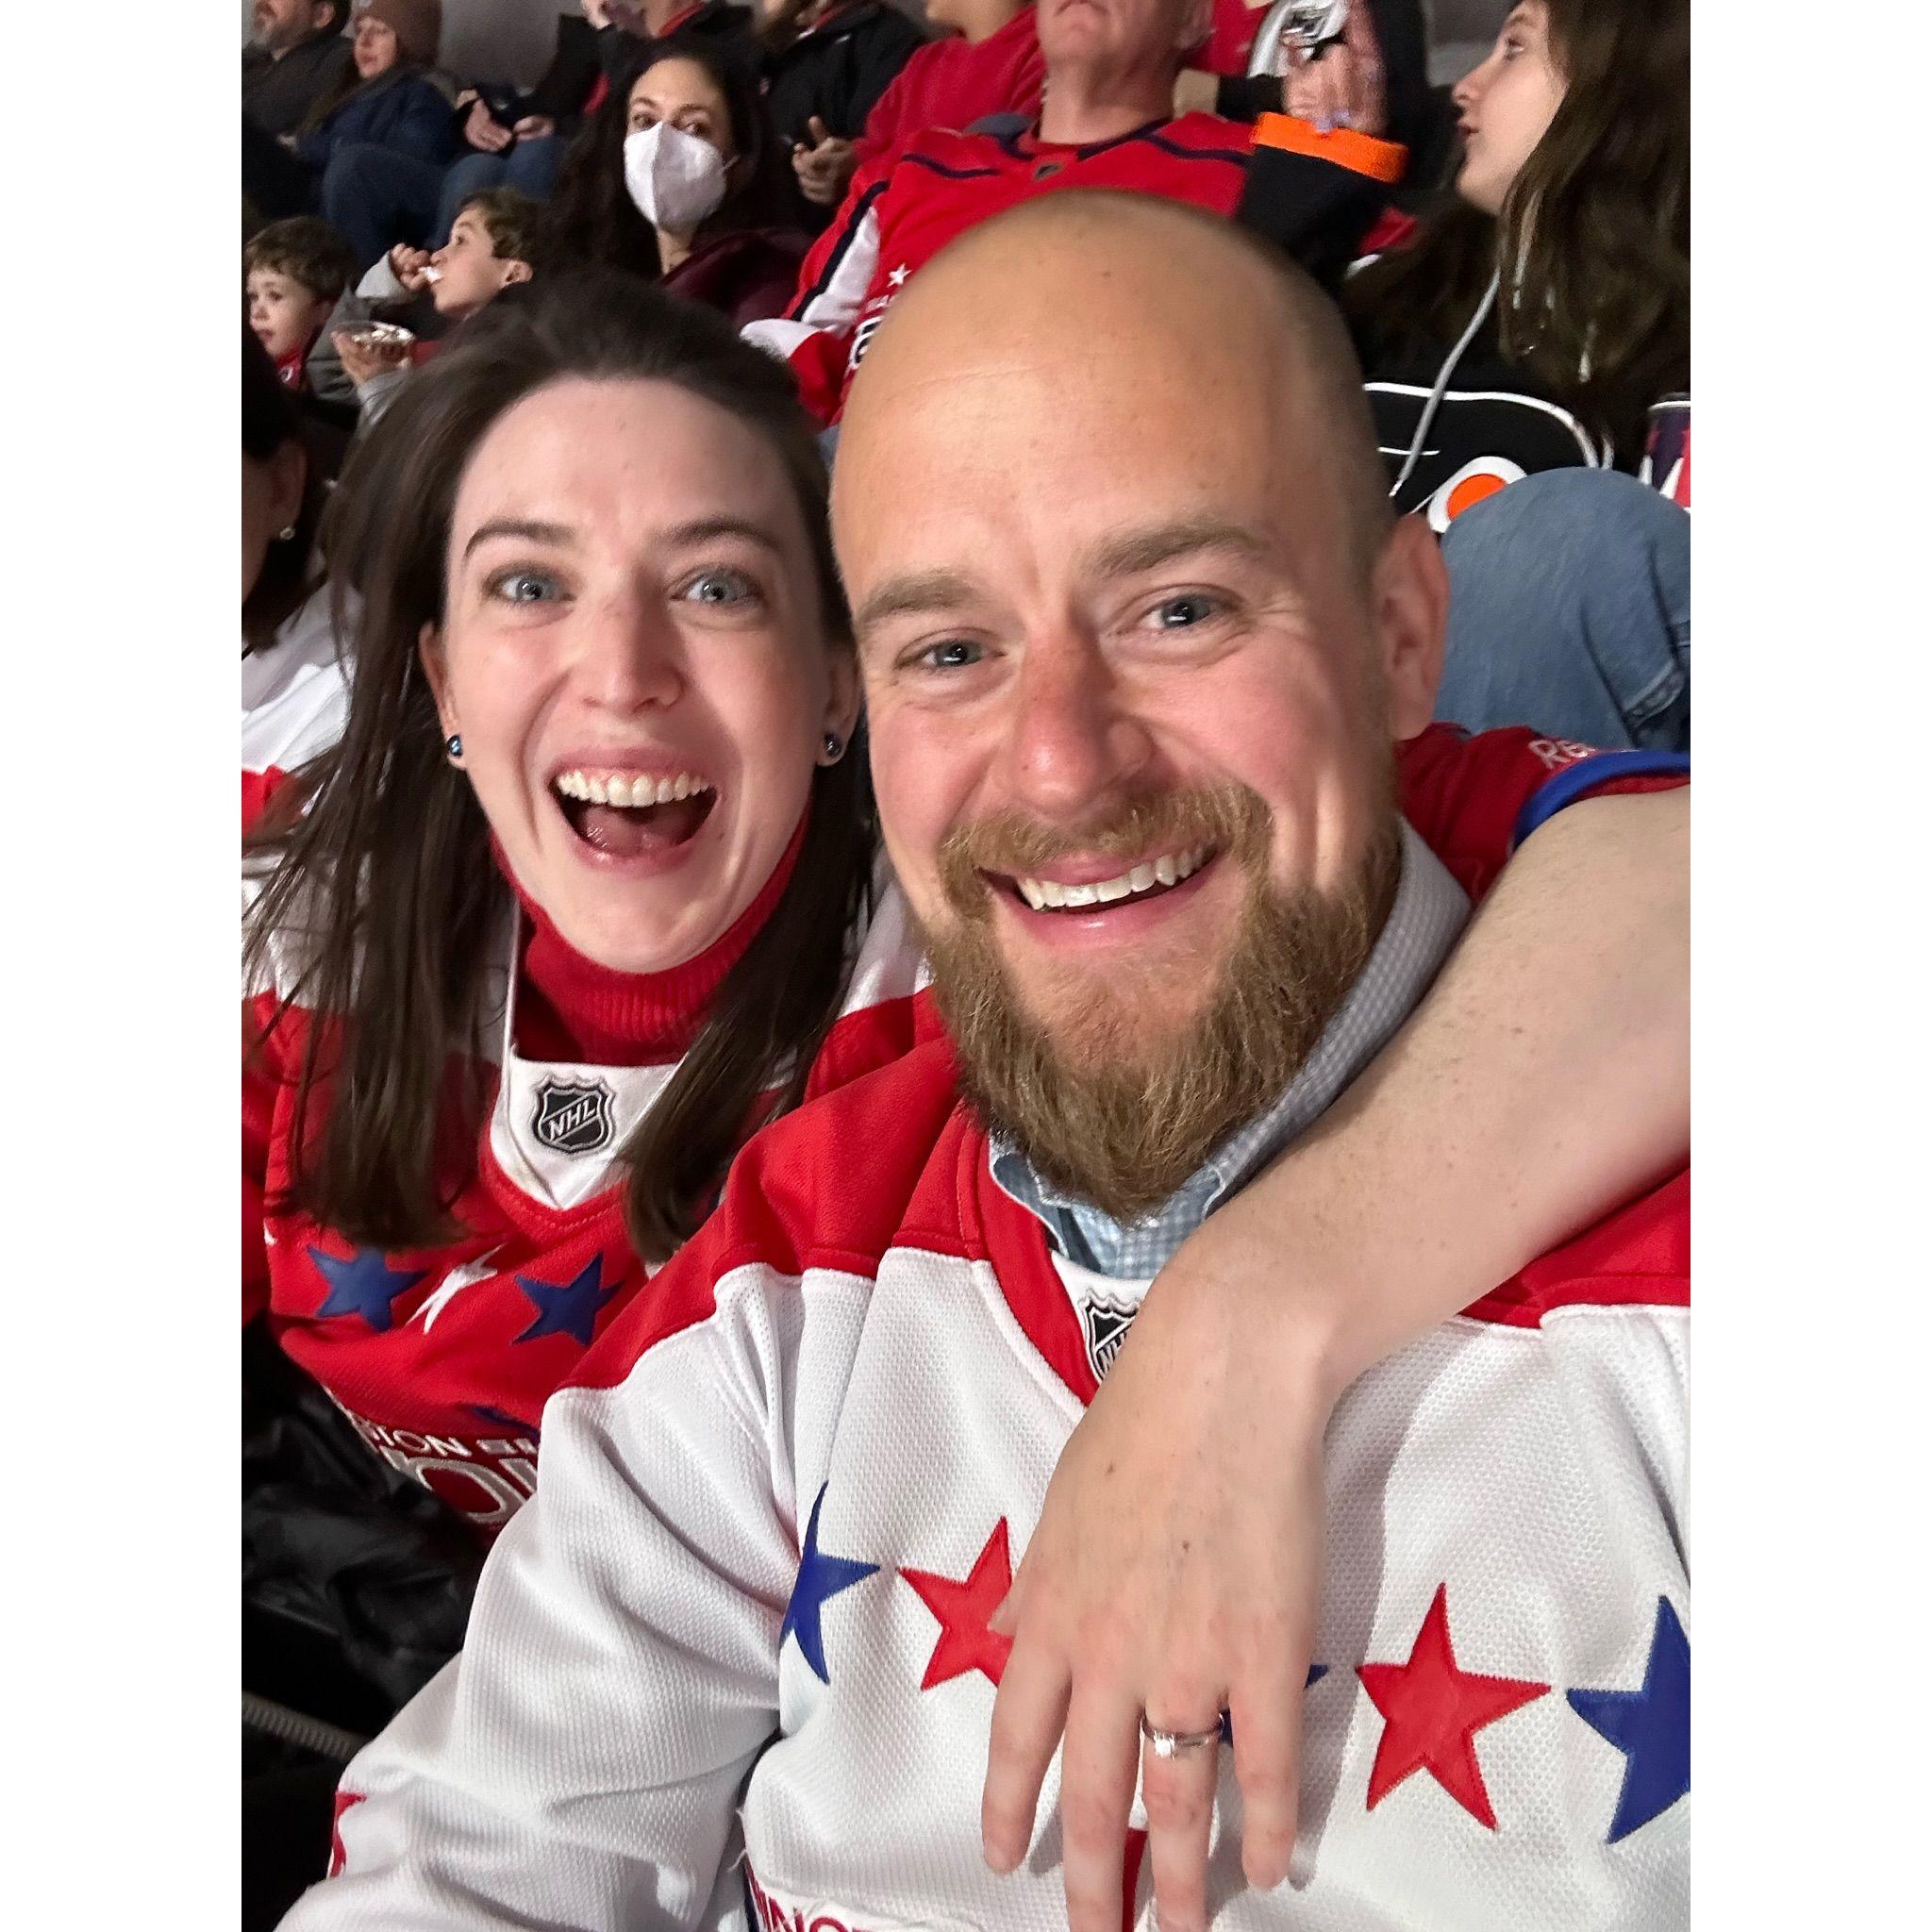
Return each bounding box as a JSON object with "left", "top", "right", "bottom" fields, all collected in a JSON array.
[{"left": 244, "top": 274, "right": 900, "bottom": 1545}]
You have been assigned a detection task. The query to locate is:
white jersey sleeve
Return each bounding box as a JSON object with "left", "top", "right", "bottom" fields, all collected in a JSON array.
[{"left": 284, "top": 1263, "right": 871, "bottom": 1931}]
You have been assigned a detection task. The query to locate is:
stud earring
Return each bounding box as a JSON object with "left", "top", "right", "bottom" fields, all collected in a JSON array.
[
  {"left": 275, "top": 524, "right": 296, "bottom": 542},
  {"left": 444, "top": 734, "right": 463, "bottom": 761},
  {"left": 822, "top": 732, "right": 843, "bottom": 764}
]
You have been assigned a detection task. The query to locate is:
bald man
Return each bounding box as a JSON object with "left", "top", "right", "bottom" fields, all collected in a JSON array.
[{"left": 291, "top": 201, "right": 1688, "bottom": 1932}]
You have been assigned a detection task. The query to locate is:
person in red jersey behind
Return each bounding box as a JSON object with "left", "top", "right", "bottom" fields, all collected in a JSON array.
[
  {"left": 747, "top": 0, "right": 1254, "bottom": 423},
  {"left": 832, "top": 0, "right": 1046, "bottom": 191},
  {"left": 292, "top": 198, "right": 1688, "bottom": 1932},
  {"left": 747, "top": 0, "right": 1428, "bottom": 425}
]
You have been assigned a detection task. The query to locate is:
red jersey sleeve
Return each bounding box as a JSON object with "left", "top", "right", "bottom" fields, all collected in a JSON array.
[
  {"left": 243, "top": 991, "right": 287, "bottom": 1327},
  {"left": 1397, "top": 724, "right": 1690, "bottom": 904}
]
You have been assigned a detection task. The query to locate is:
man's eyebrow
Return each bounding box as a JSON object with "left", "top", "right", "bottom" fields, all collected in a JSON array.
[
  {"left": 853, "top": 568, "right": 978, "bottom": 636},
  {"left": 1085, "top": 518, "right": 1271, "bottom": 579},
  {"left": 461, "top": 518, "right": 572, "bottom": 561}
]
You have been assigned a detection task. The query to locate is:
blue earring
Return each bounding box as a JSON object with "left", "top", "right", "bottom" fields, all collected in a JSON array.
[{"left": 445, "top": 734, "right": 463, "bottom": 761}]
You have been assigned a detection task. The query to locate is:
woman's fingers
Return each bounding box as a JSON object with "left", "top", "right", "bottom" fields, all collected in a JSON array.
[
  {"left": 1057, "top": 1685, "right": 1143, "bottom": 1932},
  {"left": 1228, "top": 1653, "right": 1307, "bottom": 1890},
  {"left": 1141, "top": 1706, "right": 1224, "bottom": 1932},
  {"left": 980, "top": 1613, "right": 1068, "bottom": 1873}
]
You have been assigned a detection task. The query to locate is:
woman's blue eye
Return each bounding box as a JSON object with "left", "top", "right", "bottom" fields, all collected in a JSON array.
[
  {"left": 491, "top": 569, "right": 559, "bottom": 605},
  {"left": 682, "top": 569, "right": 756, "bottom": 607}
]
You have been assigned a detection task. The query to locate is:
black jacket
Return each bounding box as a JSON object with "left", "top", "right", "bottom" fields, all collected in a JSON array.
[
  {"left": 760, "top": 0, "right": 926, "bottom": 150},
  {"left": 1241, "top": 135, "right": 1632, "bottom": 529},
  {"left": 522, "top": 10, "right": 608, "bottom": 133},
  {"left": 1356, "top": 304, "right": 1619, "bottom": 526},
  {"left": 242, "top": 25, "right": 357, "bottom": 139}
]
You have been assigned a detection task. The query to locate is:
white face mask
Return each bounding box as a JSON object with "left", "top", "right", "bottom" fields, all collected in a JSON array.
[{"left": 623, "top": 123, "right": 728, "bottom": 235}]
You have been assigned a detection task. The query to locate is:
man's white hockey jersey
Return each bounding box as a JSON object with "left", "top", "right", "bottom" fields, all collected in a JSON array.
[{"left": 291, "top": 1026, "right": 1690, "bottom": 1931}]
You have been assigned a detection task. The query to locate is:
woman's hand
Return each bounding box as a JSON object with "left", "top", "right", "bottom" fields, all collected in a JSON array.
[
  {"left": 981, "top": 786, "right": 1690, "bottom": 1932},
  {"left": 465, "top": 97, "right": 514, "bottom": 153},
  {"left": 983, "top": 1252, "right": 1342, "bottom": 1932},
  {"left": 513, "top": 114, "right": 556, "bottom": 141}
]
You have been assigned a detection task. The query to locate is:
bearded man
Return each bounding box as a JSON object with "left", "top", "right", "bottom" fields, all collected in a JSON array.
[
  {"left": 287, "top": 196, "right": 1689, "bottom": 1932},
  {"left": 245, "top": 0, "right": 356, "bottom": 139}
]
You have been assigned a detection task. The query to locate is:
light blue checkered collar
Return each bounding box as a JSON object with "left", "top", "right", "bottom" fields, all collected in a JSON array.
[{"left": 988, "top": 822, "right": 1471, "bottom": 1279}]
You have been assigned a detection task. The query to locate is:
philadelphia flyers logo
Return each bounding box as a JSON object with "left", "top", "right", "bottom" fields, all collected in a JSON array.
[{"left": 1424, "top": 455, "right": 1527, "bottom": 532}]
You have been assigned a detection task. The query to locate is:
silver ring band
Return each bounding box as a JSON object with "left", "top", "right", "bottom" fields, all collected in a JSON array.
[{"left": 1139, "top": 1715, "right": 1224, "bottom": 1759}]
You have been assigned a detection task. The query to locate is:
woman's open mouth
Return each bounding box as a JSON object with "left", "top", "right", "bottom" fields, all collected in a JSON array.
[{"left": 551, "top": 767, "right": 718, "bottom": 861}]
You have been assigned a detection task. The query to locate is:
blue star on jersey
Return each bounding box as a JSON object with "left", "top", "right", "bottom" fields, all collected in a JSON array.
[
  {"left": 780, "top": 1484, "right": 878, "bottom": 1686},
  {"left": 308, "top": 1244, "right": 430, "bottom": 1332},
  {"left": 1567, "top": 1595, "right": 1690, "bottom": 1842},
  {"left": 513, "top": 1256, "right": 619, "bottom": 1346}
]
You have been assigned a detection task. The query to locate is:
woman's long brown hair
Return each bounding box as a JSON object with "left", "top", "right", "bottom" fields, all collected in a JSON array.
[
  {"left": 1350, "top": 0, "right": 1689, "bottom": 460},
  {"left": 244, "top": 270, "right": 874, "bottom": 1264}
]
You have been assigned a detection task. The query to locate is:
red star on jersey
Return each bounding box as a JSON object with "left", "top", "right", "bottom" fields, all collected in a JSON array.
[
  {"left": 900, "top": 1519, "right": 1015, "bottom": 1690},
  {"left": 1356, "top": 1583, "right": 1547, "bottom": 1829}
]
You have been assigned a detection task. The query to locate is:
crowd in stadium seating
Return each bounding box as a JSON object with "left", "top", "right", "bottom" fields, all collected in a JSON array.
[{"left": 243, "top": 3, "right": 1690, "bottom": 1927}]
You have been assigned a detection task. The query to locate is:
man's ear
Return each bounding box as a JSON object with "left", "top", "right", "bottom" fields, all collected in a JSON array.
[
  {"left": 418, "top": 621, "right": 459, "bottom": 740},
  {"left": 1370, "top": 516, "right": 1448, "bottom": 741},
  {"left": 1174, "top": 0, "right": 1214, "bottom": 55},
  {"left": 501, "top": 258, "right": 534, "bottom": 287}
]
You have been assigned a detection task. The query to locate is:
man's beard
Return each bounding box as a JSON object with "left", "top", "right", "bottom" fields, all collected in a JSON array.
[{"left": 919, "top": 781, "right": 1402, "bottom": 1225}]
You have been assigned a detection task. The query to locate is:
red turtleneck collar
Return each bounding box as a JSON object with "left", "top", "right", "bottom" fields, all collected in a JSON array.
[{"left": 504, "top": 812, "right": 808, "bottom": 1067}]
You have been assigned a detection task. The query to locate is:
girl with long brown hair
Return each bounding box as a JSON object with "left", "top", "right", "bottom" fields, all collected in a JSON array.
[
  {"left": 1348, "top": 0, "right": 1689, "bottom": 523},
  {"left": 1244, "top": 0, "right": 1690, "bottom": 748},
  {"left": 542, "top": 34, "right": 809, "bottom": 322}
]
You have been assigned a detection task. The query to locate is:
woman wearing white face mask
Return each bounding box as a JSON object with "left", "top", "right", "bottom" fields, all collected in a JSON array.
[{"left": 541, "top": 36, "right": 809, "bottom": 324}]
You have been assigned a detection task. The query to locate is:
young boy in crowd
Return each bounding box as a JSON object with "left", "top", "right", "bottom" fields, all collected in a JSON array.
[
  {"left": 332, "top": 189, "right": 543, "bottom": 423},
  {"left": 245, "top": 217, "right": 357, "bottom": 391}
]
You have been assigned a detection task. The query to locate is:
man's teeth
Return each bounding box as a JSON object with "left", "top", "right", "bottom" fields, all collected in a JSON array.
[
  {"left": 1013, "top": 846, "right": 1209, "bottom": 912},
  {"left": 554, "top": 771, "right": 713, "bottom": 808}
]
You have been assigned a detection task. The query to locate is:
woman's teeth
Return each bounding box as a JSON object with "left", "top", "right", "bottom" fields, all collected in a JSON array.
[
  {"left": 553, "top": 770, "right": 713, "bottom": 807},
  {"left": 1012, "top": 845, "right": 1210, "bottom": 912}
]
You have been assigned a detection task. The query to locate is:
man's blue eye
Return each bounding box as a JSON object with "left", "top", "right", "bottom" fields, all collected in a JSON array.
[
  {"left": 922, "top": 639, "right": 983, "bottom": 670},
  {"left": 1154, "top": 594, "right": 1217, "bottom": 628}
]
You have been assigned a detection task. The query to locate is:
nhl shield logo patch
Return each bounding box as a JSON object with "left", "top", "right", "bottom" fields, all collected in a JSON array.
[
  {"left": 1079, "top": 1291, "right": 1139, "bottom": 1384},
  {"left": 531, "top": 1076, "right": 617, "bottom": 1158}
]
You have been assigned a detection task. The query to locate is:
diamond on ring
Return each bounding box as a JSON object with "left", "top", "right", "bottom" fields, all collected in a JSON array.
[{"left": 1140, "top": 1715, "right": 1224, "bottom": 1758}]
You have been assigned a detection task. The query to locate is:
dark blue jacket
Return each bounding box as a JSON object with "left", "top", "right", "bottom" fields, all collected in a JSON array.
[{"left": 294, "top": 67, "right": 458, "bottom": 174}]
